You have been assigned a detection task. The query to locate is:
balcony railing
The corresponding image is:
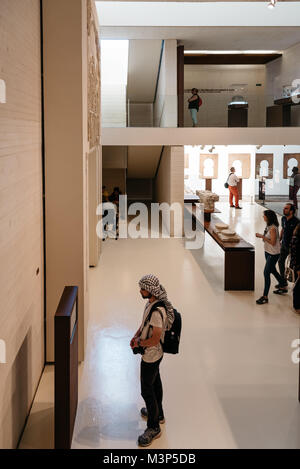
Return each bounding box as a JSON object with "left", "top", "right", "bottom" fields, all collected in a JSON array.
[{"left": 101, "top": 93, "right": 300, "bottom": 128}]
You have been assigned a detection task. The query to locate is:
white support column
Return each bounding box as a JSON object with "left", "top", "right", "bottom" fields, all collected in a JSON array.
[{"left": 154, "top": 40, "right": 178, "bottom": 128}]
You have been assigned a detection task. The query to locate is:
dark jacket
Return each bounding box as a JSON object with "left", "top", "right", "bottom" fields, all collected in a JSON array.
[
  {"left": 282, "top": 215, "right": 299, "bottom": 248},
  {"left": 290, "top": 232, "right": 300, "bottom": 273},
  {"left": 188, "top": 95, "right": 201, "bottom": 110}
]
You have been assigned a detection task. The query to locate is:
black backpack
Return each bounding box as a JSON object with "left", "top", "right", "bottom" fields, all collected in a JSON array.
[
  {"left": 147, "top": 301, "right": 182, "bottom": 354},
  {"left": 224, "top": 172, "right": 233, "bottom": 189}
]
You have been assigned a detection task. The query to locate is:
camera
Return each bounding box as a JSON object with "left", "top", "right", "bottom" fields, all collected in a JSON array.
[{"left": 133, "top": 346, "right": 145, "bottom": 355}]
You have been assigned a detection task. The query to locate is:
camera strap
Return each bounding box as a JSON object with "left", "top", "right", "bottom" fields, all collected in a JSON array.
[{"left": 144, "top": 301, "right": 165, "bottom": 341}]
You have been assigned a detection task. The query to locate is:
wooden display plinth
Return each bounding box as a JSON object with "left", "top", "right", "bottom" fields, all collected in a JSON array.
[
  {"left": 228, "top": 105, "right": 248, "bottom": 127},
  {"left": 185, "top": 205, "right": 255, "bottom": 291}
]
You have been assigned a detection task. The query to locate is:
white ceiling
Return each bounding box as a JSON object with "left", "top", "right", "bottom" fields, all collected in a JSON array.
[
  {"left": 97, "top": 1, "right": 299, "bottom": 2},
  {"left": 100, "top": 26, "right": 300, "bottom": 51},
  {"left": 97, "top": 2, "right": 300, "bottom": 27}
]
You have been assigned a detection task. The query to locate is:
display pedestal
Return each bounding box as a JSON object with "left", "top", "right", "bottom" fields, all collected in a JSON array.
[
  {"left": 184, "top": 194, "right": 199, "bottom": 205},
  {"left": 204, "top": 208, "right": 221, "bottom": 222},
  {"left": 266, "top": 105, "right": 291, "bottom": 127},
  {"left": 237, "top": 179, "right": 243, "bottom": 200},
  {"left": 185, "top": 205, "right": 255, "bottom": 291},
  {"left": 259, "top": 179, "right": 266, "bottom": 203},
  {"left": 205, "top": 179, "right": 212, "bottom": 191},
  {"left": 228, "top": 104, "right": 248, "bottom": 127}
]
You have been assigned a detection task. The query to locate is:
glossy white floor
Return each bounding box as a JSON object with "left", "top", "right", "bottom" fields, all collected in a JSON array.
[{"left": 20, "top": 202, "right": 300, "bottom": 449}]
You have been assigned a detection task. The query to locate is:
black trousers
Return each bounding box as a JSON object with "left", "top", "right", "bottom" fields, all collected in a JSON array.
[
  {"left": 263, "top": 252, "right": 282, "bottom": 297},
  {"left": 293, "top": 277, "right": 300, "bottom": 310},
  {"left": 141, "top": 357, "right": 163, "bottom": 429},
  {"left": 278, "top": 244, "right": 289, "bottom": 284},
  {"left": 293, "top": 185, "right": 300, "bottom": 210}
]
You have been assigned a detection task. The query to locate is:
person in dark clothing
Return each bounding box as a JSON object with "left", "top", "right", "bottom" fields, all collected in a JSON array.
[
  {"left": 293, "top": 168, "right": 300, "bottom": 210},
  {"left": 188, "top": 88, "right": 201, "bottom": 127},
  {"left": 130, "top": 274, "right": 174, "bottom": 447},
  {"left": 274, "top": 203, "right": 299, "bottom": 293},
  {"left": 289, "top": 167, "right": 297, "bottom": 201},
  {"left": 256, "top": 210, "right": 283, "bottom": 304},
  {"left": 102, "top": 185, "right": 109, "bottom": 203},
  {"left": 290, "top": 223, "right": 300, "bottom": 313},
  {"left": 109, "top": 186, "right": 122, "bottom": 205},
  {"left": 105, "top": 187, "right": 121, "bottom": 238}
]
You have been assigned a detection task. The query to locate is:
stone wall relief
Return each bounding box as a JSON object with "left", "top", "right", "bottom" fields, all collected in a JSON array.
[{"left": 87, "top": 0, "right": 100, "bottom": 150}]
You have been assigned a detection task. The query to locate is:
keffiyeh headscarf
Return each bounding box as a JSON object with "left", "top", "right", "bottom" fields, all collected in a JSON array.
[{"left": 139, "top": 274, "right": 174, "bottom": 326}]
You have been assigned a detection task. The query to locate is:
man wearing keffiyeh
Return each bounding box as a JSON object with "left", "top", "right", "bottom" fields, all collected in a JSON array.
[{"left": 130, "top": 274, "right": 174, "bottom": 447}]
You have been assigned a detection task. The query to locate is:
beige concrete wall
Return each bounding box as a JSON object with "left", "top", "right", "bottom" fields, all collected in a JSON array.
[
  {"left": 43, "top": 0, "right": 101, "bottom": 361},
  {"left": 102, "top": 127, "right": 300, "bottom": 146},
  {"left": 103, "top": 169, "right": 126, "bottom": 194},
  {"left": 156, "top": 147, "right": 172, "bottom": 204},
  {"left": 0, "top": 0, "right": 44, "bottom": 448},
  {"left": 170, "top": 146, "right": 185, "bottom": 209},
  {"left": 89, "top": 147, "right": 101, "bottom": 267},
  {"left": 129, "top": 103, "right": 153, "bottom": 127},
  {"left": 154, "top": 40, "right": 178, "bottom": 128},
  {"left": 103, "top": 146, "right": 128, "bottom": 169},
  {"left": 184, "top": 64, "right": 266, "bottom": 127},
  {"left": 155, "top": 146, "right": 184, "bottom": 236},
  {"left": 127, "top": 146, "right": 162, "bottom": 178}
]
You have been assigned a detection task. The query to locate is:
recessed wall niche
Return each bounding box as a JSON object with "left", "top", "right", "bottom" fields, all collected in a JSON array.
[
  {"left": 255, "top": 154, "right": 274, "bottom": 179},
  {"left": 199, "top": 154, "right": 219, "bottom": 179},
  {"left": 228, "top": 154, "right": 251, "bottom": 179},
  {"left": 283, "top": 154, "right": 300, "bottom": 179}
]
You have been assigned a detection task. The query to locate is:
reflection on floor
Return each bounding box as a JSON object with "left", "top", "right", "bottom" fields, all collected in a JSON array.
[
  {"left": 256, "top": 200, "right": 299, "bottom": 218},
  {"left": 255, "top": 194, "right": 300, "bottom": 217},
  {"left": 19, "top": 202, "right": 300, "bottom": 449}
]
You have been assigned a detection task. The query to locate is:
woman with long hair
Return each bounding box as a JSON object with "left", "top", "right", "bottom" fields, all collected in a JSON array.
[
  {"left": 290, "top": 223, "right": 300, "bottom": 313},
  {"left": 256, "top": 210, "right": 285, "bottom": 304}
]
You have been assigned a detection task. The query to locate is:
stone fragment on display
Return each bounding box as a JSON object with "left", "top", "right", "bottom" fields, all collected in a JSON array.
[{"left": 196, "top": 190, "right": 219, "bottom": 212}]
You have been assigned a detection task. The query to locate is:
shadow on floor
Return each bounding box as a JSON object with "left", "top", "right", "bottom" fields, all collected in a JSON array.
[{"left": 18, "top": 403, "right": 54, "bottom": 449}]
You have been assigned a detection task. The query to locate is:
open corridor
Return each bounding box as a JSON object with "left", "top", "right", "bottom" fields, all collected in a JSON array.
[{"left": 67, "top": 201, "right": 300, "bottom": 449}]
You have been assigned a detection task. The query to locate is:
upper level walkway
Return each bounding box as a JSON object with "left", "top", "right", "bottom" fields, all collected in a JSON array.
[{"left": 102, "top": 127, "right": 300, "bottom": 147}]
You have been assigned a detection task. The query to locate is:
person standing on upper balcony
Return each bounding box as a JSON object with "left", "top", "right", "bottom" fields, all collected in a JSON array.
[{"left": 188, "top": 88, "right": 202, "bottom": 127}]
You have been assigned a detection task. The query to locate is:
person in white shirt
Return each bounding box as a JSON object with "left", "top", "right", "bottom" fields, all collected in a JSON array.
[
  {"left": 255, "top": 210, "right": 284, "bottom": 305},
  {"left": 130, "top": 274, "right": 173, "bottom": 447},
  {"left": 227, "top": 167, "right": 242, "bottom": 209}
]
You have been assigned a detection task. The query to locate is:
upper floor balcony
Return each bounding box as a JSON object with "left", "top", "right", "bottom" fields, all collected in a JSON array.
[
  {"left": 101, "top": 41, "right": 300, "bottom": 133},
  {"left": 102, "top": 91, "right": 300, "bottom": 129},
  {"left": 99, "top": 3, "right": 300, "bottom": 137}
]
